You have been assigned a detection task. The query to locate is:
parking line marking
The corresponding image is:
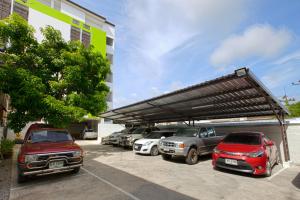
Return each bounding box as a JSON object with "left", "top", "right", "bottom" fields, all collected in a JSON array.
[
  {"left": 267, "top": 167, "right": 288, "bottom": 181},
  {"left": 10, "top": 173, "right": 86, "bottom": 191},
  {"left": 82, "top": 167, "right": 141, "bottom": 200}
]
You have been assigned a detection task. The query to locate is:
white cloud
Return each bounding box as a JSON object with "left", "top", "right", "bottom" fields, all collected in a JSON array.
[
  {"left": 121, "top": 0, "right": 249, "bottom": 78},
  {"left": 210, "top": 24, "right": 293, "bottom": 69}
]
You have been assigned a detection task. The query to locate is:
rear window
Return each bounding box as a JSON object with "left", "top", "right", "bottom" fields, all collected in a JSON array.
[
  {"left": 29, "top": 130, "right": 73, "bottom": 143},
  {"left": 223, "top": 133, "right": 261, "bottom": 145}
]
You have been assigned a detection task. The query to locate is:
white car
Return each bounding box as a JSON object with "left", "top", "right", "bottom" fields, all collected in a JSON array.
[
  {"left": 82, "top": 129, "right": 98, "bottom": 140},
  {"left": 133, "top": 131, "right": 175, "bottom": 156}
]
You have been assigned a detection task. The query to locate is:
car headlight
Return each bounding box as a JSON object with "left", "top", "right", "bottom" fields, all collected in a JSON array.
[
  {"left": 143, "top": 141, "right": 153, "bottom": 146},
  {"left": 25, "top": 154, "right": 38, "bottom": 163},
  {"left": 73, "top": 150, "right": 82, "bottom": 157},
  {"left": 159, "top": 141, "right": 163, "bottom": 146},
  {"left": 213, "top": 147, "right": 221, "bottom": 154},
  {"left": 247, "top": 150, "right": 264, "bottom": 158}
]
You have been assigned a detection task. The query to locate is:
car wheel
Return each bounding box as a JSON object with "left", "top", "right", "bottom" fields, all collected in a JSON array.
[
  {"left": 72, "top": 167, "right": 80, "bottom": 174},
  {"left": 150, "top": 146, "right": 159, "bottom": 156},
  {"left": 185, "top": 148, "right": 198, "bottom": 165},
  {"left": 17, "top": 173, "right": 27, "bottom": 183},
  {"left": 162, "top": 154, "right": 172, "bottom": 160},
  {"left": 265, "top": 160, "right": 272, "bottom": 177}
]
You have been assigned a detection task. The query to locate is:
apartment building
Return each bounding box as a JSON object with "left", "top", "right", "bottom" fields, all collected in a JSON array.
[{"left": 0, "top": 0, "right": 115, "bottom": 128}]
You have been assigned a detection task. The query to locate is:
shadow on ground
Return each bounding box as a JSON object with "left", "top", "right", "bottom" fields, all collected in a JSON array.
[{"left": 292, "top": 173, "right": 300, "bottom": 189}]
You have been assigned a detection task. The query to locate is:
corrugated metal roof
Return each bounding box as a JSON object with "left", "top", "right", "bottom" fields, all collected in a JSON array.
[{"left": 101, "top": 68, "right": 289, "bottom": 124}]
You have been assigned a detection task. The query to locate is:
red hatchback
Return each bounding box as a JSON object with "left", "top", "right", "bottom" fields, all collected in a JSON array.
[{"left": 212, "top": 132, "right": 279, "bottom": 177}]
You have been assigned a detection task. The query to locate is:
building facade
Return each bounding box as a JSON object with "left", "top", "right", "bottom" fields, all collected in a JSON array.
[{"left": 0, "top": 0, "right": 115, "bottom": 113}]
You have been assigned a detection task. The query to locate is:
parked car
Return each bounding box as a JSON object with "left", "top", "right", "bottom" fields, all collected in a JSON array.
[
  {"left": 120, "top": 127, "right": 159, "bottom": 148},
  {"left": 17, "top": 124, "right": 83, "bottom": 183},
  {"left": 212, "top": 132, "right": 279, "bottom": 177},
  {"left": 107, "top": 128, "right": 136, "bottom": 146},
  {"left": 101, "top": 134, "right": 111, "bottom": 145},
  {"left": 81, "top": 129, "right": 97, "bottom": 140},
  {"left": 158, "top": 126, "right": 223, "bottom": 165},
  {"left": 133, "top": 130, "right": 175, "bottom": 156}
]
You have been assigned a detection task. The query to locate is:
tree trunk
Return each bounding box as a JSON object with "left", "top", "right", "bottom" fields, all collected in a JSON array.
[{"left": 3, "top": 126, "right": 7, "bottom": 139}]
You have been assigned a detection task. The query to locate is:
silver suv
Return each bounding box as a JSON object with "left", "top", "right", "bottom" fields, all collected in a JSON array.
[{"left": 158, "top": 127, "right": 223, "bottom": 164}]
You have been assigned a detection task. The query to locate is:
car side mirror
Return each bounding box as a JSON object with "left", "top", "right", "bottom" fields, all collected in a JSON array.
[
  {"left": 15, "top": 139, "right": 24, "bottom": 144},
  {"left": 161, "top": 136, "right": 165, "bottom": 139},
  {"left": 266, "top": 141, "right": 274, "bottom": 146}
]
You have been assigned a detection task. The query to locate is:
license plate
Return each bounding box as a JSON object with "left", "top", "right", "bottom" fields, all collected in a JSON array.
[
  {"left": 225, "top": 159, "right": 238, "bottom": 166},
  {"left": 164, "top": 148, "right": 170, "bottom": 152},
  {"left": 49, "top": 161, "right": 64, "bottom": 169}
]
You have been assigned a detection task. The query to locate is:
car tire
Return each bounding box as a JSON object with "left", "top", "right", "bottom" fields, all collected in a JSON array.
[
  {"left": 17, "top": 173, "right": 27, "bottom": 183},
  {"left": 265, "top": 160, "right": 272, "bottom": 177},
  {"left": 162, "top": 154, "right": 172, "bottom": 160},
  {"left": 150, "top": 146, "right": 159, "bottom": 156},
  {"left": 72, "top": 167, "right": 80, "bottom": 174},
  {"left": 185, "top": 148, "right": 198, "bottom": 165}
]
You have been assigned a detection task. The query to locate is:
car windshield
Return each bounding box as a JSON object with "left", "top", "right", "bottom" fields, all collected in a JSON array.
[
  {"left": 30, "top": 130, "right": 73, "bottom": 143},
  {"left": 131, "top": 128, "right": 146, "bottom": 135},
  {"left": 174, "top": 128, "right": 198, "bottom": 137},
  {"left": 144, "top": 132, "right": 164, "bottom": 139},
  {"left": 223, "top": 133, "right": 261, "bottom": 145}
]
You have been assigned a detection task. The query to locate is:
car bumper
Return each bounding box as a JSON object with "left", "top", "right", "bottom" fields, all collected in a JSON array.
[
  {"left": 120, "top": 140, "right": 134, "bottom": 147},
  {"left": 22, "top": 163, "right": 83, "bottom": 176},
  {"left": 133, "top": 144, "right": 151, "bottom": 154},
  {"left": 212, "top": 153, "right": 267, "bottom": 175},
  {"left": 158, "top": 146, "right": 189, "bottom": 157},
  {"left": 109, "top": 139, "right": 119, "bottom": 145},
  {"left": 84, "top": 135, "right": 98, "bottom": 139}
]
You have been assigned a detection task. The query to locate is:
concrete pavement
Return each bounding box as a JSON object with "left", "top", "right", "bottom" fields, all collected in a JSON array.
[{"left": 9, "top": 143, "right": 300, "bottom": 200}]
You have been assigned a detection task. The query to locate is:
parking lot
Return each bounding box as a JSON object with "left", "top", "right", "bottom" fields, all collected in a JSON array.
[{"left": 9, "top": 141, "right": 300, "bottom": 200}]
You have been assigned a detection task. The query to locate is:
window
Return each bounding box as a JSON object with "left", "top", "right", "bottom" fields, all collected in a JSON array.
[
  {"left": 72, "top": 19, "right": 80, "bottom": 25},
  {"left": 53, "top": 0, "right": 61, "bottom": 11},
  {"left": 0, "top": 0, "right": 11, "bottom": 20},
  {"left": 70, "top": 26, "right": 80, "bottom": 41},
  {"left": 106, "top": 73, "right": 113, "bottom": 83},
  {"left": 106, "top": 53, "right": 113, "bottom": 64},
  {"left": 13, "top": 2, "right": 29, "bottom": 20},
  {"left": 199, "top": 127, "right": 208, "bottom": 138},
  {"left": 81, "top": 31, "right": 91, "bottom": 47},
  {"left": 83, "top": 24, "right": 90, "bottom": 30},
  {"left": 106, "top": 37, "right": 114, "bottom": 46},
  {"left": 37, "top": 0, "right": 51, "bottom": 7},
  {"left": 207, "top": 127, "right": 216, "bottom": 137},
  {"left": 106, "top": 92, "right": 112, "bottom": 102}
]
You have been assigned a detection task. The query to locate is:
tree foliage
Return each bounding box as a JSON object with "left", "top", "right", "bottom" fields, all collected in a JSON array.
[
  {"left": 0, "top": 14, "right": 110, "bottom": 132},
  {"left": 287, "top": 101, "right": 300, "bottom": 118}
]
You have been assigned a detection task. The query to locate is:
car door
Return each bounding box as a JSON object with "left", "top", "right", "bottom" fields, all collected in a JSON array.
[
  {"left": 207, "top": 127, "right": 221, "bottom": 150},
  {"left": 198, "top": 127, "right": 211, "bottom": 154}
]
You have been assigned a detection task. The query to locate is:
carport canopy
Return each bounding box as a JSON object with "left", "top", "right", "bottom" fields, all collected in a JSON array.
[{"left": 101, "top": 68, "right": 288, "bottom": 124}]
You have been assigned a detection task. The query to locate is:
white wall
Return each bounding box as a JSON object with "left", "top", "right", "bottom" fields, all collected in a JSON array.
[
  {"left": 97, "top": 123, "right": 125, "bottom": 142},
  {"left": 61, "top": 1, "right": 85, "bottom": 22},
  {"left": 28, "top": 8, "right": 71, "bottom": 42}
]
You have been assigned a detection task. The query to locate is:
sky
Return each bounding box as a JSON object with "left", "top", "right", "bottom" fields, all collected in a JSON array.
[{"left": 73, "top": 0, "right": 300, "bottom": 108}]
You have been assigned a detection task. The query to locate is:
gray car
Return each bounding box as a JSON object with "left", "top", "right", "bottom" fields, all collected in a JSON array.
[
  {"left": 158, "top": 127, "right": 224, "bottom": 165},
  {"left": 120, "top": 127, "right": 159, "bottom": 148}
]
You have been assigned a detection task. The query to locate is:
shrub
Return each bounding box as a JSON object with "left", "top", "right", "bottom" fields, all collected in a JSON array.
[{"left": 0, "top": 138, "right": 15, "bottom": 159}]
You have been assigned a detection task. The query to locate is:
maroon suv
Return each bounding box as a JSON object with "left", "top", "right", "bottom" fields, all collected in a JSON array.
[{"left": 17, "top": 124, "right": 83, "bottom": 183}]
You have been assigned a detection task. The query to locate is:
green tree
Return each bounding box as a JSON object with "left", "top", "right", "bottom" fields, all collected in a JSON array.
[
  {"left": 288, "top": 101, "right": 300, "bottom": 117},
  {"left": 0, "top": 14, "right": 110, "bottom": 133}
]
